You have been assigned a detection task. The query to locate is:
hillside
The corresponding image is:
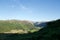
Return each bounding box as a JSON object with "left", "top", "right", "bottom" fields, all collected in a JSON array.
[
  {"left": 32, "top": 19, "right": 60, "bottom": 40},
  {"left": 0, "top": 20, "right": 39, "bottom": 33},
  {"left": 0, "top": 19, "right": 60, "bottom": 40},
  {"left": 34, "top": 22, "right": 47, "bottom": 27}
]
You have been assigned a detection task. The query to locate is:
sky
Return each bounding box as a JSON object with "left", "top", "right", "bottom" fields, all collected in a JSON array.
[{"left": 0, "top": 0, "right": 60, "bottom": 21}]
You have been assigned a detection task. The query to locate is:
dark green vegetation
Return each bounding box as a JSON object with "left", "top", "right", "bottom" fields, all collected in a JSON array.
[
  {"left": 0, "top": 19, "right": 60, "bottom": 40},
  {"left": 0, "top": 20, "right": 39, "bottom": 33}
]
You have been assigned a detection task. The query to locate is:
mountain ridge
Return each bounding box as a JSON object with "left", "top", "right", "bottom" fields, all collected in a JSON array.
[{"left": 0, "top": 20, "right": 40, "bottom": 33}]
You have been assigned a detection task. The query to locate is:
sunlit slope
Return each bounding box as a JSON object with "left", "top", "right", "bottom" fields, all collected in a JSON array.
[{"left": 0, "top": 20, "right": 39, "bottom": 33}]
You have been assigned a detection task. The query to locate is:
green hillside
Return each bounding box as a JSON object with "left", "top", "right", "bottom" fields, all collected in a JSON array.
[
  {"left": 0, "top": 19, "right": 60, "bottom": 40},
  {"left": 0, "top": 20, "right": 39, "bottom": 33}
]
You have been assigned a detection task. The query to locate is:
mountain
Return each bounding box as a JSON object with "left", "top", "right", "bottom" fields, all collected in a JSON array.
[
  {"left": 0, "top": 20, "right": 39, "bottom": 33},
  {"left": 34, "top": 22, "right": 47, "bottom": 28},
  {"left": 0, "top": 19, "right": 60, "bottom": 40},
  {"left": 31, "top": 19, "right": 60, "bottom": 40}
]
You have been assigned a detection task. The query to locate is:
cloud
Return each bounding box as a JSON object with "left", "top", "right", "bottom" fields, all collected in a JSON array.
[
  {"left": 11, "top": 5, "right": 15, "bottom": 8},
  {"left": 12, "top": 0, "right": 19, "bottom": 2},
  {"left": 8, "top": 0, "right": 33, "bottom": 14},
  {"left": 8, "top": 5, "right": 16, "bottom": 8},
  {"left": 20, "top": 4, "right": 33, "bottom": 13},
  {"left": 20, "top": 4, "right": 28, "bottom": 10}
]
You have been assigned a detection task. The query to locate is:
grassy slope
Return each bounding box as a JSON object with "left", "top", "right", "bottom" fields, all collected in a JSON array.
[{"left": 0, "top": 20, "right": 39, "bottom": 33}]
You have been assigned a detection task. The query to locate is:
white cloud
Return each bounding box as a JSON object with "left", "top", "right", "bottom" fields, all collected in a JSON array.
[
  {"left": 12, "top": 0, "right": 19, "bottom": 2},
  {"left": 8, "top": 0, "right": 33, "bottom": 14},
  {"left": 20, "top": 4, "right": 28, "bottom": 10},
  {"left": 20, "top": 4, "right": 33, "bottom": 13},
  {"left": 8, "top": 5, "right": 16, "bottom": 8}
]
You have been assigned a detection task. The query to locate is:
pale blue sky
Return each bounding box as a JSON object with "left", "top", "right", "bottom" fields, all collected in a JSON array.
[{"left": 0, "top": 0, "right": 60, "bottom": 21}]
